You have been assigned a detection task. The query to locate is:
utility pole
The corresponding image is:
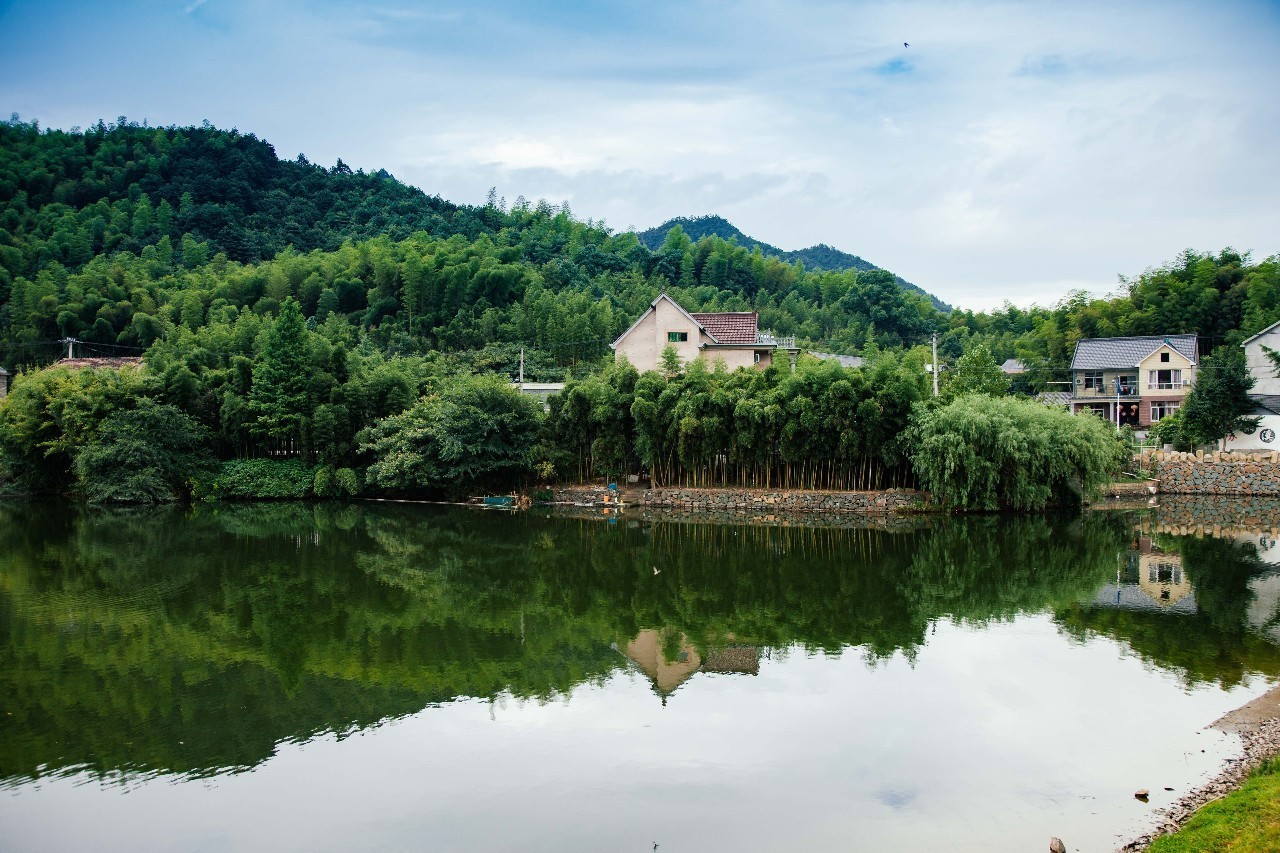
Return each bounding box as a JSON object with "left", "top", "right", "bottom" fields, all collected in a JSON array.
[
  {"left": 63, "top": 337, "right": 76, "bottom": 360},
  {"left": 931, "top": 332, "right": 939, "bottom": 397},
  {"left": 518, "top": 347, "right": 524, "bottom": 386}
]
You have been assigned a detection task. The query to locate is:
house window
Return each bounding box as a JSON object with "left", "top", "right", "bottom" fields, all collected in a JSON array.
[
  {"left": 1117, "top": 374, "right": 1138, "bottom": 396},
  {"left": 1082, "top": 371, "right": 1104, "bottom": 390},
  {"left": 1148, "top": 369, "right": 1182, "bottom": 390},
  {"left": 754, "top": 351, "right": 762, "bottom": 363},
  {"left": 668, "top": 331, "right": 688, "bottom": 343},
  {"left": 1160, "top": 352, "right": 1170, "bottom": 363},
  {"left": 1151, "top": 401, "right": 1180, "bottom": 422}
]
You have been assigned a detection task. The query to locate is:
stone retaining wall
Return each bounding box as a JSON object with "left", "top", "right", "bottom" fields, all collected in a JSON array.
[
  {"left": 636, "top": 487, "right": 924, "bottom": 514},
  {"left": 1141, "top": 450, "right": 1280, "bottom": 496},
  {"left": 1144, "top": 494, "right": 1280, "bottom": 537}
]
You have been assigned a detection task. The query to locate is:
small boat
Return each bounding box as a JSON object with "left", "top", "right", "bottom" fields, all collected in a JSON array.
[{"left": 472, "top": 495, "right": 516, "bottom": 509}]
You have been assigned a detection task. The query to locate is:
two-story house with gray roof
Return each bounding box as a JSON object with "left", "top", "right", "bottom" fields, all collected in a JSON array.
[{"left": 1069, "top": 335, "right": 1198, "bottom": 428}]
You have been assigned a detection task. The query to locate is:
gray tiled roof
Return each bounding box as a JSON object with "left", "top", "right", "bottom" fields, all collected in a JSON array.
[
  {"left": 1000, "top": 358, "right": 1025, "bottom": 373},
  {"left": 1070, "top": 335, "right": 1198, "bottom": 371},
  {"left": 1038, "top": 391, "right": 1072, "bottom": 407},
  {"left": 1251, "top": 395, "right": 1280, "bottom": 415}
]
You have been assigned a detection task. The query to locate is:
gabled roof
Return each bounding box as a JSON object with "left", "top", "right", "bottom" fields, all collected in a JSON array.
[
  {"left": 1000, "top": 358, "right": 1025, "bottom": 374},
  {"left": 1070, "top": 335, "right": 1198, "bottom": 371},
  {"left": 691, "top": 312, "right": 757, "bottom": 344},
  {"left": 611, "top": 293, "right": 712, "bottom": 349},
  {"left": 1241, "top": 318, "right": 1280, "bottom": 346}
]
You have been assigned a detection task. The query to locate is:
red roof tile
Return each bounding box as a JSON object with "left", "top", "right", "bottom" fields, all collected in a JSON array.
[{"left": 691, "top": 312, "right": 758, "bottom": 344}]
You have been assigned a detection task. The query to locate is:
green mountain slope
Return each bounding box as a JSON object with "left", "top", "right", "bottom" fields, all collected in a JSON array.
[{"left": 637, "top": 215, "right": 950, "bottom": 311}]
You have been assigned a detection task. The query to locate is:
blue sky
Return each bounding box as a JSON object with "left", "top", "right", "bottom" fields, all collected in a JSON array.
[{"left": 2, "top": 0, "right": 1278, "bottom": 309}]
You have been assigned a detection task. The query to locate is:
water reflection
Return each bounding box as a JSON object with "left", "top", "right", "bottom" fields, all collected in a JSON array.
[{"left": 1, "top": 500, "right": 1277, "bottom": 791}]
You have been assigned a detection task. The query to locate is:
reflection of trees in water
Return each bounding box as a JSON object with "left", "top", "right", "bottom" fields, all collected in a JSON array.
[
  {"left": 1055, "top": 531, "right": 1280, "bottom": 688},
  {"left": 0, "top": 501, "right": 1250, "bottom": 786}
]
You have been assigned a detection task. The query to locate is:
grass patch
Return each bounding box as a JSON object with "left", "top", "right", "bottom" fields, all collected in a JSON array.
[{"left": 1148, "top": 756, "right": 1280, "bottom": 852}]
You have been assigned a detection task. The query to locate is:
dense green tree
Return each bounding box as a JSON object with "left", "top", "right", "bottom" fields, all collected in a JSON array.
[
  {"left": 248, "top": 298, "right": 311, "bottom": 447},
  {"left": 73, "top": 399, "right": 212, "bottom": 502},
  {"left": 910, "top": 394, "right": 1126, "bottom": 511},
  {"left": 360, "top": 373, "right": 543, "bottom": 496},
  {"left": 1177, "top": 346, "right": 1258, "bottom": 447},
  {"left": 944, "top": 342, "right": 1010, "bottom": 399}
]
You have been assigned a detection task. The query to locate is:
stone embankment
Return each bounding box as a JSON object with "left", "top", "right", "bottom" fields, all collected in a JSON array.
[
  {"left": 1140, "top": 449, "right": 1280, "bottom": 496},
  {"left": 636, "top": 487, "right": 924, "bottom": 514},
  {"left": 539, "top": 485, "right": 926, "bottom": 515}
]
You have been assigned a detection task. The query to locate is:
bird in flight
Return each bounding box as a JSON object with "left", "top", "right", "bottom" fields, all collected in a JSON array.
[{"left": 904, "top": 42, "right": 909, "bottom": 48}]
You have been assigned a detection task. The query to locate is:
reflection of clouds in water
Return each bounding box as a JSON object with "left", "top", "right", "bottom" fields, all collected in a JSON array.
[{"left": 875, "top": 787, "right": 918, "bottom": 809}]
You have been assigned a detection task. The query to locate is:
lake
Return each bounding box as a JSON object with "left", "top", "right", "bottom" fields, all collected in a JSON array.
[{"left": 2, "top": 500, "right": 1279, "bottom": 852}]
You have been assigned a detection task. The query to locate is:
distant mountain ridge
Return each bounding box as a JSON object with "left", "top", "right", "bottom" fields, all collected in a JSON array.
[{"left": 636, "top": 215, "right": 949, "bottom": 312}]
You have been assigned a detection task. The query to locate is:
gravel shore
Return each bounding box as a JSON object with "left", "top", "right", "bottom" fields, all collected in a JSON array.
[{"left": 1117, "top": 685, "right": 1280, "bottom": 851}]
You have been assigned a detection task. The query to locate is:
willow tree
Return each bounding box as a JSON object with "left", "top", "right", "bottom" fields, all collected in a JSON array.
[{"left": 909, "top": 394, "right": 1126, "bottom": 511}]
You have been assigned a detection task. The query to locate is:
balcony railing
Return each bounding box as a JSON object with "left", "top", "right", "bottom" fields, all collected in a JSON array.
[
  {"left": 757, "top": 332, "right": 797, "bottom": 348},
  {"left": 1148, "top": 381, "right": 1190, "bottom": 391}
]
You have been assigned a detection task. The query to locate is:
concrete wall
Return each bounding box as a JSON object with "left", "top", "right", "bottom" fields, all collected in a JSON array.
[
  {"left": 1142, "top": 449, "right": 1280, "bottom": 496},
  {"left": 1227, "top": 413, "right": 1280, "bottom": 451},
  {"left": 614, "top": 296, "right": 707, "bottom": 373},
  {"left": 704, "top": 348, "right": 768, "bottom": 371},
  {"left": 1245, "top": 326, "right": 1280, "bottom": 396}
]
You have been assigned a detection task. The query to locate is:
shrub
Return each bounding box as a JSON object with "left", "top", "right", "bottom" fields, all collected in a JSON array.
[
  {"left": 313, "top": 465, "right": 337, "bottom": 498},
  {"left": 910, "top": 394, "right": 1127, "bottom": 511},
  {"left": 197, "top": 459, "right": 316, "bottom": 500},
  {"left": 73, "top": 400, "right": 213, "bottom": 503},
  {"left": 334, "top": 467, "right": 361, "bottom": 496},
  {"left": 360, "top": 373, "right": 542, "bottom": 497}
]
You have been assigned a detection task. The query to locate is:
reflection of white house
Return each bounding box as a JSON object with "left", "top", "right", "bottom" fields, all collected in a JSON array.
[
  {"left": 612, "top": 293, "right": 798, "bottom": 374},
  {"left": 623, "top": 628, "right": 760, "bottom": 700},
  {"left": 1231, "top": 532, "right": 1280, "bottom": 644},
  {"left": 1228, "top": 321, "right": 1280, "bottom": 449},
  {"left": 1091, "top": 540, "right": 1197, "bottom": 613}
]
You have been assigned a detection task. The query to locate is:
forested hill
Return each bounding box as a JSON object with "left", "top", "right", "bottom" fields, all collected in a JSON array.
[
  {"left": 0, "top": 117, "right": 952, "bottom": 370},
  {"left": 1, "top": 117, "right": 1276, "bottom": 390},
  {"left": 0, "top": 118, "right": 494, "bottom": 270},
  {"left": 637, "top": 215, "right": 950, "bottom": 311}
]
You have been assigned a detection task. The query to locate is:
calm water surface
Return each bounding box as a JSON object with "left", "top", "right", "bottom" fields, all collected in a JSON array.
[{"left": 2, "top": 501, "right": 1279, "bottom": 852}]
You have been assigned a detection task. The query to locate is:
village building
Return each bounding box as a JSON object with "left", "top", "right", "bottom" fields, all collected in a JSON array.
[
  {"left": 623, "top": 628, "right": 760, "bottom": 702},
  {"left": 1090, "top": 537, "right": 1196, "bottom": 614},
  {"left": 1068, "top": 335, "right": 1197, "bottom": 428},
  {"left": 0, "top": 367, "right": 10, "bottom": 400},
  {"left": 611, "top": 293, "right": 797, "bottom": 373},
  {"left": 1000, "top": 358, "right": 1026, "bottom": 375},
  {"left": 1224, "top": 320, "right": 1280, "bottom": 449}
]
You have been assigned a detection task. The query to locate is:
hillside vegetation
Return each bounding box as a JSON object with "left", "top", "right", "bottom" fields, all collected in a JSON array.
[
  {"left": 638, "top": 214, "right": 950, "bottom": 311},
  {"left": 0, "top": 116, "right": 1277, "bottom": 505}
]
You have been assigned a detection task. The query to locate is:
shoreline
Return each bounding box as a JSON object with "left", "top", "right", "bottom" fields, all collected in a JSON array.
[{"left": 1117, "top": 685, "right": 1280, "bottom": 851}]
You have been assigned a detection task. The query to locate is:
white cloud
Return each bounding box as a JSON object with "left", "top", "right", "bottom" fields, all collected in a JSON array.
[{"left": 2, "top": 0, "right": 1277, "bottom": 311}]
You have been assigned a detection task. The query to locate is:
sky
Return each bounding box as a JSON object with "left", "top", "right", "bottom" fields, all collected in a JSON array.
[{"left": 2, "top": 0, "right": 1278, "bottom": 311}]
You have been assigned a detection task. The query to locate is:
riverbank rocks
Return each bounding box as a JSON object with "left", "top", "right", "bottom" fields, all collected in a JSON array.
[
  {"left": 636, "top": 487, "right": 926, "bottom": 514},
  {"left": 1118, "top": 714, "right": 1280, "bottom": 851},
  {"left": 1138, "top": 449, "right": 1280, "bottom": 496}
]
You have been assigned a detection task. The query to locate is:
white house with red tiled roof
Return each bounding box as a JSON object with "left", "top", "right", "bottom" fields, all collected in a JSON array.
[{"left": 611, "top": 293, "right": 796, "bottom": 373}]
